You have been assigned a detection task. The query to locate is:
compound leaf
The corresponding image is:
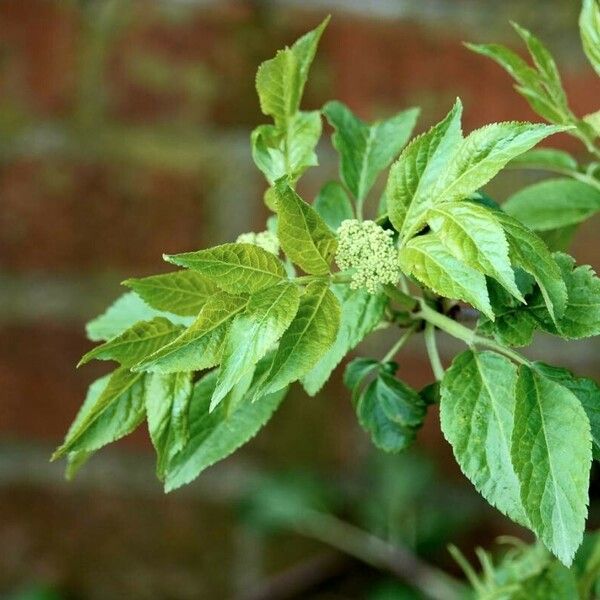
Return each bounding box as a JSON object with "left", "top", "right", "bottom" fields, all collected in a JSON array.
[
  {"left": 313, "top": 181, "right": 354, "bottom": 231},
  {"left": 134, "top": 292, "right": 248, "bottom": 373},
  {"left": 323, "top": 100, "right": 419, "bottom": 202},
  {"left": 302, "top": 285, "right": 387, "bottom": 395},
  {"left": 427, "top": 201, "right": 523, "bottom": 301},
  {"left": 86, "top": 291, "right": 191, "bottom": 342},
  {"left": 164, "top": 367, "right": 287, "bottom": 492},
  {"left": 399, "top": 232, "right": 493, "bottom": 319},
  {"left": 256, "top": 280, "right": 341, "bottom": 397},
  {"left": 145, "top": 371, "right": 193, "bottom": 478},
  {"left": 274, "top": 180, "right": 337, "bottom": 274},
  {"left": 54, "top": 367, "right": 146, "bottom": 459},
  {"left": 504, "top": 178, "right": 600, "bottom": 231},
  {"left": 165, "top": 243, "right": 285, "bottom": 294},
  {"left": 512, "top": 365, "right": 591, "bottom": 566},
  {"left": 387, "top": 99, "right": 463, "bottom": 235},
  {"left": 79, "top": 317, "right": 184, "bottom": 368},
  {"left": 124, "top": 270, "right": 218, "bottom": 317},
  {"left": 210, "top": 281, "right": 300, "bottom": 410},
  {"left": 440, "top": 350, "right": 528, "bottom": 526},
  {"left": 580, "top": 0, "right": 600, "bottom": 77}
]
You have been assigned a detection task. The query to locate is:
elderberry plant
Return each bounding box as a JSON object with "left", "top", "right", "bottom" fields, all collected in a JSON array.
[{"left": 56, "top": 2, "right": 600, "bottom": 585}]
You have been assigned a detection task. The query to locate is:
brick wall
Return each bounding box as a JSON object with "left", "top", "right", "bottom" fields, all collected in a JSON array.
[{"left": 1, "top": 1, "right": 599, "bottom": 597}]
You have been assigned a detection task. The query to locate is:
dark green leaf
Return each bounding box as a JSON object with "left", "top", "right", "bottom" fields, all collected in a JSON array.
[{"left": 313, "top": 181, "right": 354, "bottom": 230}]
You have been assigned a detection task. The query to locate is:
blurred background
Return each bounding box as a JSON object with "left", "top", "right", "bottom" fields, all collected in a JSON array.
[{"left": 1, "top": 1, "right": 599, "bottom": 598}]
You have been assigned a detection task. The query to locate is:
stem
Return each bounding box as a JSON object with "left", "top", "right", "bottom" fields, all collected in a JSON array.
[
  {"left": 382, "top": 284, "right": 418, "bottom": 311},
  {"left": 415, "top": 300, "right": 531, "bottom": 367},
  {"left": 509, "top": 163, "right": 600, "bottom": 192},
  {"left": 413, "top": 301, "right": 476, "bottom": 345},
  {"left": 472, "top": 335, "right": 531, "bottom": 366},
  {"left": 290, "top": 509, "right": 466, "bottom": 600},
  {"left": 382, "top": 324, "right": 418, "bottom": 363},
  {"left": 424, "top": 323, "right": 444, "bottom": 380}
]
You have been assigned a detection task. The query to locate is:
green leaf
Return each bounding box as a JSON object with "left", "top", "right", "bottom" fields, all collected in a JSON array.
[
  {"left": 580, "top": 0, "right": 600, "bottom": 77},
  {"left": 274, "top": 180, "right": 337, "bottom": 275},
  {"left": 134, "top": 291, "right": 248, "bottom": 373},
  {"left": 585, "top": 109, "right": 600, "bottom": 137},
  {"left": 354, "top": 365, "right": 427, "bottom": 453},
  {"left": 495, "top": 211, "right": 567, "bottom": 322},
  {"left": 164, "top": 243, "right": 285, "bottom": 294},
  {"left": 79, "top": 317, "right": 184, "bottom": 367},
  {"left": 466, "top": 36, "right": 572, "bottom": 125},
  {"left": 428, "top": 122, "right": 567, "bottom": 213},
  {"left": 387, "top": 99, "right": 463, "bottom": 235},
  {"left": 534, "top": 362, "right": 600, "bottom": 461},
  {"left": 512, "top": 562, "right": 579, "bottom": 600},
  {"left": 398, "top": 232, "right": 493, "bottom": 319},
  {"left": 533, "top": 252, "right": 600, "bottom": 339},
  {"left": 251, "top": 110, "right": 322, "bottom": 184},
  {"left": 302, "top": 285, "right": 387, "bottom": 395},
  {"left": 426, "top": 201, "right": 523, "bottom": 301},
  {"left": 123, "top": 270, "right": 218, "bottom": 317},
  {"left": 343, "top": 357, "right": 380, "bottom": 395},
  {"left": 210, "top": 281, "right": 301, "bottom": 410},
  {"left": 145, "top": 371, "right": 193, "bottom": 479},
  {"left": 323, "top": 100, "right": 419, "bottom": 202},
  {"left": 85, "top": 291, "right": 191, "bottom": 342},
  {"left": 255, "top": 17, "right": 328, "bottom": 126},
  {"left": 504, "top": 178, "right": 600, "bottom": 231},
  {"left": 53, "top": 367, "right": 146, "bottom": 459},
  {"left": 256, "top": 280, "right": 341, "bottom": 397},
  {"left": 477, "top": 279, "right": 539, "bottom": 347},
  {"left": 512, "top": 365, "right": 591, "bottom": 565},
  {"left": 164, "top": 366, "right": 288, "bottom": 492},
  {"left": 511, "top": 22, "right": 569, "bottom": 117},
  {"left": 440, "top": 350, "right": 528, "bottom": 526},
  {"left": 313, "top": 181, "right": 354, "bottom": 231},
  {"left": 508, "top": 148, "right": 578, "bottom": 171}
]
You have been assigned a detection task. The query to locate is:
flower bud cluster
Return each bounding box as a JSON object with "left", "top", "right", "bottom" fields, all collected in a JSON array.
[
  {"left": 236, "top": 230, "right": 280, "bottom": 255},
  {"left": 335, "top": 219, "right": 400, "bottom": 293}
]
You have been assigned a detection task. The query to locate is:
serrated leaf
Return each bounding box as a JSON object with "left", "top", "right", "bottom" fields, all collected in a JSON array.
[
  {"left": 124, "top": 270, "right": 218, "bottom": 316},
  {"left": 504, "top": 178, "right": 600, "bottom": 231},
  {"left": 251, "top": 110, "right": 322, "bottom": 184},
  {"left": 323, "top": 100, "right": 419, "bottom": 202},
  {"left": 145, "top": 371, "right": 193, "bottom": 479},
  {"left": 343, "top": 357, "right": 380, "bottom": 395},
  {"left": 165, "top": 243, "right": 285, "bottom": 294},
  {"left": 387, "top": 99, "right": 463, "bottom": 235},
  {"left": 398, "top": 232, "right": 493, "bottom": 319},
  {"left": 426, "top": 201, "right": 523, "bottom": 301},
  {"left": 313, "top": 181, "right": 354, "bottom": 231},
  {"left": 164, "top": 366, "right": 287, "bottom": 492},
  {"left": 86, "top": 291, "right": 192, "bottom": 342},
  {"left": 508, "top": 148, "right": 578, "bottom": 171},
  {"left": 256, "top": 280, "right": 341, "bottom": 397},
  {"left": 302, "top": 285, "right": 387, "bottom": 395},
  {"left": 210, "top": 281, "right": 301, "bottom": 410},
  {"left": 478, "top": 279, "right": 539, "bottom": 347},
  {"left": 53, "top": 367, "right": 145, "bottom": 460},
  {"left": 255, "top": 17, "right": 328, "bottom": 126},
  {"left": 533, "top": 252, "right": 600, "bottom": 339},
  {"left": 580, "top": 0, "right": 600, "bottom": 77},
  {"left": 495, "top": 211, "right": 567, "bottom": 322},
  {"left": 134, "top": 291, "right": 248, "bottom": 373},
  {"left": 511, "top": 22, "right": 569, "bottom": 117},
  {"left": 440, "top": 350, "right": 528, "bottom": 526},
  {"left": 512, "top": 365, "right": 591, "bottom": 565},
  {"left": 355, "top": 368, "right": 426, "bottom": 453},
  {"left": 274, "top": 180, "right": 337, "bottom": 275},
  {"left": 427, "top": 122, "right": 567, "bottom": 216},
  {"left": 534, "top": 362, "right": 600, "bottom": 462},
  {"left": 79, "top": 317, "right": 184, "bottom": 368}
]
